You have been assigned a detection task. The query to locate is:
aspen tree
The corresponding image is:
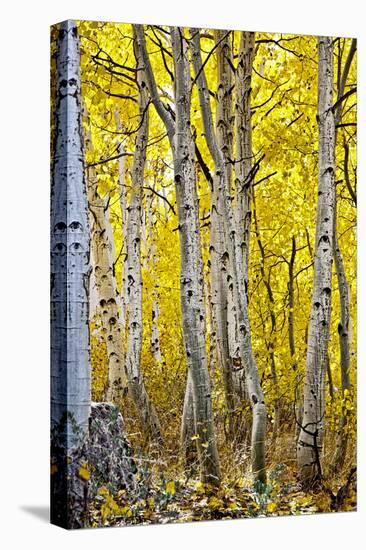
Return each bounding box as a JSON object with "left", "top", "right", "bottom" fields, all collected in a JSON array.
[
  {"left": 297, "top": 36, "right": 336, "bottom": 485},
  {"left": 87, "top": 139, "right": 128, "bottom": 402},
  {"left": 331, "top": 38, "right": 356, "bottom": 470},
  {"left": 135, "top": 24, "right": 221, "bottom": 485},
  {"left": 190, "top": 28, "right": 267, "bottom": 483},
  {"left": 51, "top": 20, "right": 91, "bottom": 529},
  {"left": 124, "top": 29, "right": 163, "bottom": 443}
]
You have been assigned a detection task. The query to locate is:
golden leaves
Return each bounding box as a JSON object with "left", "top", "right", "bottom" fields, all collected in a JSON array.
[{"left": 78, "top": 463, "right": 90, "bottom": 481}]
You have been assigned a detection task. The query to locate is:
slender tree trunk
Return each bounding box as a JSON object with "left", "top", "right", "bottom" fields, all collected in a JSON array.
[
  {"left": 135, "top": 23, "right": 220, "bottom": 486},
  {"left": 114, "top": 108, "right": 128, "bottom": 327},
  {"left": 51, "top": 20, "right": 90, "bottom": 529},
  {"left": 288, "top": 236, "right": 297, "bottom": 368},
  {"left": 297, "top": 36, "right": 336, "bottom": 486},
  {"left": 181, "top": 372, "right": 197, "bottom": 467},
  {"left": 330, "top": 38, "right": 356, "bottom": 472},
  {"left": 210, "top": 29, "right": 236, "bottom": 438},
  {"left": 232, "top": 31, "right": 259, "bottom": 449},
  {"left": 124, "top": 30, "right": 163, "bottom": 443},
  {"left": 331, "top": 211, "right": 351, "bottom": 470},
  {"left": 288, "top": 236, "right": 303, "bottom": 439},
  {"left": 235, "top": 32, "right": 255, "bottom": 298},
  {"left": 252, "top": 191, "right": 281, "bottom": 442},
  {"left": 190, "top": 28, "right": 267, "bottom": 483},
  {"left": 171, "top": 27, "right": 220, "bottom": 485},
  {"left": 146, "top": 193, "right": 163, "bottom": 363}
]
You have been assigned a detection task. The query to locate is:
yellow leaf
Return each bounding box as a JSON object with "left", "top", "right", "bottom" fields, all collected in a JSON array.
[
  {"left": 267, "top": 502, "right": 277, "bottom": 513},
  {"left": 166, "top": 480, "right": 176, "bottom": 496},
  {"left": 78, "top": 463, "right": 90, "bottom": 481},
  {"left": 208, "top": 496, "right": 221, "bottom": 509}
]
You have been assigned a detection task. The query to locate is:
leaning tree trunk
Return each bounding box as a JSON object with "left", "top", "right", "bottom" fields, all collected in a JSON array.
[
  {"left": 51, "top": 20, "right": 91, "bottom": 529},
  {"left": 135, "top": 23, "right": 220, "bottom": 486},
  {"left": 86, "top": 133, "right": 128, "bottom": 403},
  {"left": 190, "top": 28, "right": 267, "bottom": 483},
  {"left": 124, "top": 30, "right": 162, "bottom": 444},
  {"left": 297, "top": 36, "right": 336, "bottom": 487}
]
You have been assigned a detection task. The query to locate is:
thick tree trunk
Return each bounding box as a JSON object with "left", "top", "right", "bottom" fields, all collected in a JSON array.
[
  {"left": 87, "top": 138, "right": 128, "bottom": 403},
  {"left": 124, "top": 31, "right": 162, "bottom": 444},
  {"left": 297, "top": 36, "right": 336, "bottom": 486},
  {"left": 190, "top": 28, "right": 267, "bottom": 483},
  {"left": 51, "top": 20, "right": 91, "bottom": 529}
]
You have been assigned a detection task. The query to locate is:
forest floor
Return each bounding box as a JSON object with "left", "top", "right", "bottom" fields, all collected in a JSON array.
[{"left": 88, "top": 433, "right": 357, "bottom": 528}]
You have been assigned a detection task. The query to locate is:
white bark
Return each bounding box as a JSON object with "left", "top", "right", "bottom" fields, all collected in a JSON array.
[
  {"left": 146, "top": 193, "right": 163, "bottom": 362},
  {"left": 51, "top": 20, "right": 90, "bottom": 529},
  {"left": 124, "top": 30, "right": 162, "bottom": 443},
  {"left": 331, "top": 226, "right": 351, "bottom": 470},
  {"left": 180, "top": 371, "right": 197, "bottom": 465},
  {"left": 331, "top": 38, "right": 356, "bottom": 472},
  {"left": 190, "top": 28, "right": 267, "bottom": 483},
  {"left": 235, "top": 32, "right": 255, "bottom": 290},
  {"left": 171, "top": 26, "right": 220, "bottom": 485},
  {"left": 135, "top": 24, "right": 220, "bottom": 485},
  {"left": 209, "top": 29, "right": 237, "bottom": 438},
  {"left": 297, "top": 36, "right": 336, "bottom": 486}
]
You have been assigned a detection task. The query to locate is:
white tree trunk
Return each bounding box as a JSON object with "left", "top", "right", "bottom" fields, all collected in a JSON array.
[
  {"left": 190, "top": 28, "right": 267, "bottom": 483},
  {"left": 124, "top": 30, "right": 162, "bottom": 443},
  {"left": 171, "top": 27, "right": 220, "bottom": 485},
  {"left": 51, "top": 20, "right": 90, "bottom": 529},
  {"left": 297, "top": 36, "right": 336, "bottom": 486},
  {"left": 181, "top": 371, "right": 197, "bottom": 466},
  {"left": 330, "top": 39, "right": 356, "bottom": 472},
  {"left": 135, "top": 24, "right": 220, "bottom": 486},
  {"left": 146, "top": 193, "right": 163, "bottom": 362},
  {"left": 331, "top": 207, "right": 351, "bottom": 470},
  {"left": 210, "top": 29, "right": 237, "bottom": 438}
]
